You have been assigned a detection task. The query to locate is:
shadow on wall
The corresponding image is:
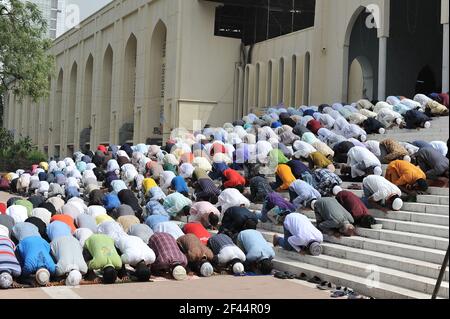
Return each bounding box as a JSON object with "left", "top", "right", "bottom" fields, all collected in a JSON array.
[{"left": 119, "top": 123, "right": 134, "bottom": 145}]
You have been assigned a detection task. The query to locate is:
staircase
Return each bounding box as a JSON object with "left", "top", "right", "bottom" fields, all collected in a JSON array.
[
  {"left": 258, "top": 117, "right": 449, "bottom": 299},
  {"left": 250, "top": 183, "right": 449, "bottom": 299}
]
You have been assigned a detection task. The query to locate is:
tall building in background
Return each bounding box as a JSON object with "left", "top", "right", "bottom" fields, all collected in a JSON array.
[{"left": 21, "top": 0, "right": 64, "bottom": 39}]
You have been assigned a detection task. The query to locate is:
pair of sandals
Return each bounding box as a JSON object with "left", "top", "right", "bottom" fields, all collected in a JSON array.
[
  {"left": 273, "top": 271, "right": 308, "bottom": 280},
  {"left": 347, "top": 183, "right": 362, "bottom": 190}
]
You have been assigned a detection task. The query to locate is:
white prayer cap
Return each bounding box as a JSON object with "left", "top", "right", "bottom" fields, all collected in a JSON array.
[
  {"left": 332, "top": 186, "right": 343, "bottom": 196},
  {"left": 359, "top": 135, "right": 367, "bottom": 142},
  {"left": 403, "top": 155, "right": 411, "bottom": 163},
  {"left": 392, "top": 198, "right": 403, "bottom": 211},
  {"left": 374, "top": 166, "right": 383, "bottom": 176},
  {"left": 232, "top": 262, "right": 245, "bottom": 274},
  {"left": 424, "top": 121, "right": 431, "bottom": 129},
  {"left": 172, "top": 265, "right": 187, "bottom": 281},
  {"left": 0, "top": 272, "right": 13, "bottom": 289},
  {"left": 36, "top": 268, "right": 50, "bottom": 286},
  {"left": 66, "top": 270, "right": 82, "bottom": 286},
  {"left": 395, "top": 118, "right": 402, "bottom": 125},
  {"left": 200, "top": 262, "right": 214, "bottom": 277},
  {"left": 378, "top": 128, "right": 385, "bottom": 135},
  {"left": 310, "top": 200, "right": 317, "bottom": 210}
]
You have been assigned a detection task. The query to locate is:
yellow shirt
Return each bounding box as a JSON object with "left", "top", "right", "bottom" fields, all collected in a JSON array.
[
  {"left": 385, "top": 160, "right": 426, "bottom": 186},
  {"left": 95, "top": 214, "right": 114, "bottom": 225},
  {"left": 143, "top": 178, "right": 158, "bottom": 194},
  {"left": 310, "top": 151, "right": 332, "bottom": 168},
  {"left": 276, "top": 164, "right": 296, "bottom": 190}
]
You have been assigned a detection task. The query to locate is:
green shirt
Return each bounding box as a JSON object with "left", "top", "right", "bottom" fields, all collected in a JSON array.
[
  {"left": 15, "top": 199, "right": 33, "bottom": 217},
  {"left": 85, "top": 234, "right": 122, "bottom": 270}
]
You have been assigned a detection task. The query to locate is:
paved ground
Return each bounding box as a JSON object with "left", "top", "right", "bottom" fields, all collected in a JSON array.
[
  {"left": 0, "top": 191, "right": 333, "bottom": 299},
  {"left": 0, "top": 275, "right": 333, "bottom": 299}
]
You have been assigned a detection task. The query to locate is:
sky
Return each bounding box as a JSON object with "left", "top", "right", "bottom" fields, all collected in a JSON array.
[{"left": 66, "top": 0, "right": 113, "bottom": 21}]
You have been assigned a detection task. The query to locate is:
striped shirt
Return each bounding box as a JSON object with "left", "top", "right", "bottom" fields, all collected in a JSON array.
[
  {"left": 207, "top": 233, "right": 235, "bottom": 255},
  {"left": 149, "top": 232, "right": 187, "bottom": 271},
  {"left": 197, "top": 178, "right": 221, "bottom": 196},
  {"left": 0, "top": 236, "right": 21, "bottom": 277}
]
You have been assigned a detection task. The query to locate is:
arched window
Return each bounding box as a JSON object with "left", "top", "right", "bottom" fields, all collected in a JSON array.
[
  {"left": 291, "top": 55, "right": 297, "bottom": 106},
  {"left": 279, "top": 58, "right": 285, "bottom": 104},
  {"left": 267, "top": 60, "right": 273, "bottom": 106},
  {"left": 255, "top": 63, "right": 261, "bottom": 108},
  {"left": 303, "top": 52, "right": 310, "bottom": 105},
  {"left": 100, "top": 45, "right": 113, "bottom": 143},
  {"left": 67, "top": 62, "right": 78, "bottom": 144}
]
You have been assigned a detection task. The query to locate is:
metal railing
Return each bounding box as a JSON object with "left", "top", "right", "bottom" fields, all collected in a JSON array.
[{"left": 432, "top": 245, "right": 449, "bottom": 299}]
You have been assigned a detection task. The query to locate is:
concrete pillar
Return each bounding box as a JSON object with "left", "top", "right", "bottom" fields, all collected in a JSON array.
[
  {"left": 443, "top": 23, "right": 449, "bottom": 92},
  {"left": 378, "top": 36, "right": 388, "bottom": 101}
]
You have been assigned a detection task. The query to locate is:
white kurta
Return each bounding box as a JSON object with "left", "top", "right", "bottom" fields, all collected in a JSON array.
[
  {"left": 347, "top": 147, "right": 382, "bottom": 178},
  {"left": 363, "top": 175, "right": 401, "bottom": 202},
  {"left": 284, "top": 213, "right": 323, "bottom": 252},
  {"left": 116, "top": 235, "right": 156, "bottom": 266}
]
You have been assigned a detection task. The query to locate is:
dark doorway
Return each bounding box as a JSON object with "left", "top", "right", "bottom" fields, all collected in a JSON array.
[{"left": 415, "top": 65, "right": 438, "bottom": 95}]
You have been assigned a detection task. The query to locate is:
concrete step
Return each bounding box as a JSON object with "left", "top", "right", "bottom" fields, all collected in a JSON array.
[
  {"left": 299, "top": 210, "right": 449, "bottom": 238},
  {"left": 298, "top": 207, "right": 449, "bottom": 228},
  {"left": 257, "top": 222, "right": 448, "bottom": 264},
  {"left": 340, "top": 182, "right": 449, "bottom": 196},
  {"left": 375, "top": 218, "right": 449, "bottom": 239},
  {"left": 401, "top": 202, "right": 449, "bottom": 215},
  {"left": 272, "top": 256, "right": 435, "bottom": 299},
  {"left": 418, "top": 195, "right": 450, "bottom": 205},
  {"left": 369, "top": 210, "right": 449, "bottom": 226},
  {"left": 319, "top": 243, "right": 449, "bottom": 282},
  {"left": 342, "top": 189, "right": 449, "bottom": 207},
  {"left": 257, "top": 228, "right": 449, "bottom": 282},
  {"left": 274, "top": 248, "right": 449, "bottom": 298},
  {"left": 322, "top": 234, "right": 448, "bottom": 265},
  {"left": 356, "top": 227, "right": 449, "bottom": 251}
]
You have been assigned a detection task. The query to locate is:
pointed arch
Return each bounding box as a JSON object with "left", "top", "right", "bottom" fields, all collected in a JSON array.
[
  {"left": 100, "top": 45, "right": 113, "bottom": 144},
  {"left": 122, "top": 33, "right": 137, "bottom": 139},
  {"left": 303, "top": 52, "right": 311, "bottom": 105},
  {"left": 267, "top": 60, "right": 273, "bottom": 106},
  {"left": 291, "top": 55, "right": 297, "bottom": 106},
  {"left": 255, "top": 63, "right": 261, "bottom": 108},
  {"left": 54, "top": 68, "right": 64, "bottom": 145},
  {"left": 278, "top": 57, "right": 285, "bottom": 104},
  {"left": 146, "top": 20, "right": 167, "bottom": 140},
  {"left": 67, "top": 61, "right": 78, "bottom": 144},
  {"left": 83, "top": 54, "right": 93, "bottom": 130}
]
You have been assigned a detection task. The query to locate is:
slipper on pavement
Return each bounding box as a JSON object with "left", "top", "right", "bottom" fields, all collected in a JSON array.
[
  {"left": 295, "top": 273, "right": 308, "bottom": 281},
  {"left": 307, "top": 276, "right": 322, "bottom": 284},
  {"left": 330, "top": 290, "right": 347, "bottom": 298}
]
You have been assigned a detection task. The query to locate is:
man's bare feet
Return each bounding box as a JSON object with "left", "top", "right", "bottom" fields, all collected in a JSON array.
[{"left": 273, "top": 234, "right": 280, "bottom": 247}]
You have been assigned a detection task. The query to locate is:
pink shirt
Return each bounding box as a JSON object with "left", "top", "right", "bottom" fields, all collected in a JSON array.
[{"left": 189, "top": 202, "right": 221, "bottom": 227}]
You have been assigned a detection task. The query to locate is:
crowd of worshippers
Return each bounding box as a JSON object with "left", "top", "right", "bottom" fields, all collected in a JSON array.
[{"left": 0, "top": 93, "right": 449, "bottom": 290}]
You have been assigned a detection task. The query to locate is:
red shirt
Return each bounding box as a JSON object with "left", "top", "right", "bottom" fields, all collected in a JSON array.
[
  {"left": 223, "top": 169, "right": 246, "bottom": 188},
  {"left": 50, "top": 215, "right": 76, "bottom": 233},
  {"left": 335, "top": 191, "right": 369, "bottom": 219},
  {"left": 0, "top": 203, "right": 6, "bottom": 214},
  {"left": 183, "top": 222, "right": 211, "bottom": 245},
  {"left": 97, "top": 145, "right": 108, "bottom": 154},
  {"left": 307, "top": 120, "right": 323, "bottom": 135}
]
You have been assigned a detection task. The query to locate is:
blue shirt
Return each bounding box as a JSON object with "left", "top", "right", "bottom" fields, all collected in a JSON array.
[
  {"left": 237, "top": 230, "right": 275, "bottom": 263},
  {"left": 290, "top": 180, "right": 321, "bottom": 208},
  {"left": 103, "top": 194, "right": 121, "bottom": 212},
  {"left": 171, "top": 176, "right": 189, "bottom": 194},
  {"left": 17, "top": 236, "right": 56, "bottom": 276},
  {"left": 47, "top": 221, "right": 72, "bottom": 242},
  {"left": 146, "top": 200, "right": 168, "bottom": 217},
  {"left": 145, "top": 215, "right": 170, "bottom": 229}
]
